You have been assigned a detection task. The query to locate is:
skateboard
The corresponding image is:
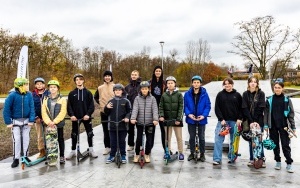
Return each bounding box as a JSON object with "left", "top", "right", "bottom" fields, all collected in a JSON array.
[
  {"left": 284, "top": 126, "right": 297, "bottom": 138},
  {"left": 230, "top": 124, "right": 241, "bottom": 162},
  {"left": 45, "top": 126, "right": 58, "bottom": 166},
  {"left": 250, "top": 123, "right": 264, "bottom": 169}
]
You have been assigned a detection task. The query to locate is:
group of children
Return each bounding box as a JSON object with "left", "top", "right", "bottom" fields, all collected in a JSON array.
[{"left": 2, "top": 67, "right": 296, "bottom": 174}]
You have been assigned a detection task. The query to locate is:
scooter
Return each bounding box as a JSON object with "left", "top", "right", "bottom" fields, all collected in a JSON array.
[
  {"left": 163, "top": 119, "right": 178, "bottom": 165},
  {"left": 137, "top": 123, "right": 153, "bottom": 169},
  {"left": 76, "top": 119, "right": 90, "bottom": 163}
]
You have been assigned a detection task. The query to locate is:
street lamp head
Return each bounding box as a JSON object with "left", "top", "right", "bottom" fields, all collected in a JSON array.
[{"left": 159, "top": 41, "right": 164, "bottom": 46}]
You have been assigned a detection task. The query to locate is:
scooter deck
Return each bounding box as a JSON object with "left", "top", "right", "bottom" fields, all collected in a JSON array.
[{"left": 77, "top": 149, "right": 89, "bottom": 162}]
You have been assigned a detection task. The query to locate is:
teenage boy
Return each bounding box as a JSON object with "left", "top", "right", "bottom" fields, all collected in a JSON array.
[
  {"left": 94, "top": 70, "right": 115, "bottom": 155},
  {"left": 32, "top": 77, "right": 49, "bottom": 159},
  {"left": 124, "top": 70, "right": 141, "bottom": 151},
  {"left": 184, "top": 75, "right": 211, "bottom": 162},
  {"left": 3, "top": 78, "right": 35, "bottom": 168},
  {"left": 104, "top": 84, "right": 131, "bottom": 164},
  {"left": 66, "top": 73, "right": 98, "bottom": 160}
]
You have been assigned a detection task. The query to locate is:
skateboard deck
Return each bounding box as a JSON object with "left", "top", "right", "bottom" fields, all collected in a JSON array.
[
  {"left": 250, "top": 123, "right": 264, "bottom": 169},
  {"left": 46, "top": 126, "right": 58, "bottom": 166},
  {"left": 231, "top": 124, "right": 241, "bottom": 162}
]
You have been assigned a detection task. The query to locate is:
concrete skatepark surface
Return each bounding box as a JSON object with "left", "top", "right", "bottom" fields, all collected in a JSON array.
[{"left": 1, "top": 80, "right": 300, "bottom": 188}]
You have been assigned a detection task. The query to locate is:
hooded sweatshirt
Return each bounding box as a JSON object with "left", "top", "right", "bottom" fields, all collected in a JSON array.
[
  {"left": 67, "top": 87, "right": 95, "bottom": 119},
  {"left": 149, "top": 65, "right": 166, "bottom": 106}
]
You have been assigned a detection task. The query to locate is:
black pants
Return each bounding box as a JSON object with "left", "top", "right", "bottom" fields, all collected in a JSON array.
[
  {"left": 135, "top": 125, "right": 154, "bottom": 155},
  {"left": 127, "top": 122, "right": 135, "bottom": 147},
  {"left": 101, "top": 112, "right": 110, "bottom": 148},
  {"left": 188, "top": 124, "right": 206, "bottom": 154},
  {"left": 270, "top": 126, "right": 293, "bottom": 164},
  {"left": 110, "top": 130, "right": 127, "bottom": 157},
  {"left": 71, "top": 120, "right": 94, "bottom": 150},
  {"left": 151, "top": 121, "right": 165, "bottom": 151},
  {"left": 57, "top": 127, "right": 65, "bottom": 157}
]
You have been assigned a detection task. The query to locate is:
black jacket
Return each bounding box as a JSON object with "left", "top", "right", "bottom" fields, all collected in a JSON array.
[
  {"left": 67, "top": 87, "right": 95, "bottom": 119},
  {"left": 104, "top": 96, "right": 131, "bottom": 131},
  {"left": 215, "top": 89, "right": 243, "bottom": 121},
  {"left": 125, "top": 77, "right": 141, "bottom": 105},
  {"left": 242, "top": 89, "right": 265, "bottom": 126}
]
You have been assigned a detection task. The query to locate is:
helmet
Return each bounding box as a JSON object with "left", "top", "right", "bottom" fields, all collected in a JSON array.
[
  {"left": 73, "top": 73, "right": 84, "bottom": 81},
  {"left": 14, "top": 78, "right": 29, "bottom": 88},
  {"left": 166, "top": 76, "right": 176, "bottom": 83},
  {"left": 219, "top": 125, "right": 230, "bottom": 136},
  {"left": 192, "top": 75, "right": 202, "bottom": 82},
  {"left": 140, "top": 81, "right": 150, "bottom": 88},
  {"left": 263, "top": 138, "right": 276, "bottom": 150},
  {"left": 34, "top": 77, "right": 45, "bottom": 84},
  {"left": 47, "top": 80, "right": 60, "bottom": 87},
  {"left": 241, "top": 131, "right": 251, "bottom": 141},
  {"left": 113, "top": 84, "right": 124, "bottom": 91}
]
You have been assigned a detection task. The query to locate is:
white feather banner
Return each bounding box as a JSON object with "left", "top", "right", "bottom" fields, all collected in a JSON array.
[{"left": 17, "top": 45, "right": 28, "bottom": 78}]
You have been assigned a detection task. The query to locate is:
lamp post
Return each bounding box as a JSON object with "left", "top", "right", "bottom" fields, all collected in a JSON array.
[{"left": 159, "top": 41, "right": 164, "bottom": 70}]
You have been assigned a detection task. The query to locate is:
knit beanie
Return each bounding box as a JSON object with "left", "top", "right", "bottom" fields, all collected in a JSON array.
[{"left": 103, "top": 70, "right": 113, "bottom": 82}]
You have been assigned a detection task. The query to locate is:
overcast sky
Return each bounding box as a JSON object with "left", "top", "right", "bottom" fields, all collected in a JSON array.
[{"left": 1, "top": 0, "right": 300, "bottom": 67}]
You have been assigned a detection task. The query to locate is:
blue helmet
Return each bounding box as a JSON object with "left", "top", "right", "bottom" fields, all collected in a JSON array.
[
  {"left": 191, "top": 75, "right": 202, "bottom": 83},
  {"left": 34, "top": 77, "right": 45, "bottom": 84}
]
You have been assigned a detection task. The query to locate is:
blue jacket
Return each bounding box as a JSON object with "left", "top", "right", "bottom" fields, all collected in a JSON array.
[
  {"left": 184, "top": 87, "right": 211, "bottom": 125},
  {"left": 3, "top": 90, "right": 35, "bottom": 125},
  {"left": 32, "top": 89, "right": 49, "bottom": 119}
]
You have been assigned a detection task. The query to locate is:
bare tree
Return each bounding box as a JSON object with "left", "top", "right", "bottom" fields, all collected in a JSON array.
[
  {"left": 186, "top": 39, "right": 211, "bottom": 63},
  {"left": 229, "top": 15, "right": 300, "bottom": 79}
]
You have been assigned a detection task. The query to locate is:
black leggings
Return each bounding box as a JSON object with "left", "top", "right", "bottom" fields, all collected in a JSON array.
[{"left": 57, "top": 127, "right": 64, "bottom": 157}]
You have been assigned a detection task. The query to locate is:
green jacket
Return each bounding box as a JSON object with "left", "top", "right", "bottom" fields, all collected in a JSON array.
[{"left": 159, "top": 89, "right": 183, "bottom": 122}]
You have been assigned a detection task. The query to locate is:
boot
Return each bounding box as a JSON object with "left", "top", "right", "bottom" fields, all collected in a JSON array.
[{"left": 37, "top": 149, "right": 46, "bottom": 159}]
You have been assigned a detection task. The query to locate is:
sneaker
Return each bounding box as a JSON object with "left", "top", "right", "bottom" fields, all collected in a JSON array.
[
  {"left": 178, "top": 153, "right": 184, "bottom": 161},
  {"left": 261, "top": 162, "right": 266, "bottom": 168},
  {"left": 121, "top": 155, "right": 127, "bottom": 164},
  {"left": 106, "top": 156, "right": 115, "bottom": 164},
  {"left": 37, "top": 149, "right": 46, "bottom": 159},
  {"left": 145, "top": 155, "right": 150, "bottom": 163},
  {"left": 60, "top": 157, "right": 65, "bottom": 164},
  {"left": 25, "top": 157, "right": 31, "bottom": 162},
  {"left": 247, "top": 161, "right": 253, "bottom": 166},
  {"left": 127, "top": 146, "right": 134, "bottom": 151},
  {"left": 89, "top": 150, "right": 98, "bottom": 158},
  {"left": 133, "top": 155, "right": 139, "bottom": 163},
  {"left": 66, "top": 151, "right": 76, "bottom": 160},
  {"left": 200, "top": 153, "right": 206, "bottom": 162},
  {"left": 11, "top": 159, "right": 19, "bottom": 168},
  {"left": 286, "top": 164, "right": 294, "bottom": 173},
  {"left": 275, "top": 162, "right": 281, "bottom": 170},
  {"left": 213, "top": 161, "right": 221, "bottom": 165},
  {"left": 103, "top": 148, "right": 111, "bottom": 155},
  {"left": 187, "top": 154, "right": 194, "bottom": 161}
]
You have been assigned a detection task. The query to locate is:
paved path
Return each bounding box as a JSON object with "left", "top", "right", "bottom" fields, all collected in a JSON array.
[{"left": 1, "top": 80, "right": 300, "bottom": 188}]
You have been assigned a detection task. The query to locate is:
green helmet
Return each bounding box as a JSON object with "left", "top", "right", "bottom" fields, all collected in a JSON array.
[
  {"left": 14, "top": 78, "right": 29, "bottom": 88},
  {"left": 47, "top": 80, "right": 60, "bottom": 87}
]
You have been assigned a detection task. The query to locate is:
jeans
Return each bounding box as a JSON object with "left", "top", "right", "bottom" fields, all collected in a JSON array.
[
  {"left": 213, "top": 121, "right": 235, "bottom": 162},
  {"left": 188, "top": 124, "right": 206, "bottom": 154}
]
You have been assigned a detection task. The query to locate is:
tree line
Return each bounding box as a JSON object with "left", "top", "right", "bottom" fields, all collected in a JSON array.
[{"left": 0, "top": 28, "right": 225, "bottom": 94}]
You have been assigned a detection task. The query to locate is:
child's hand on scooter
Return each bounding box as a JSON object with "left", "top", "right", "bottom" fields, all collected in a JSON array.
[
  {"left": 70, "top": 116, "right": 77, "bottom": 121},
  {"left": 175, "top": 121, "right": 181, "bottom": 125},
  {"left": 131, "top": 119, "right": 137, "bottom": 124},
  {"left": 153, "top": 121, "right": 158, "bottom": 126},
  {"left": 124, "top": 118, "right": 129, "bottom": 123},
  {"left": 83, "top": 115, "right": 90, "bottom": 121},
  {"left": 7, "top": 124, "right": 13, "bottom": 128},
  {"left": 159, "top": 117, "right": 164, "bottom": 121},
  {"left": 106, "top": 102, "right": 113, "bottom": 109},
  {"left": 28, "top": 123, "right": 33, "bottom": 127}
]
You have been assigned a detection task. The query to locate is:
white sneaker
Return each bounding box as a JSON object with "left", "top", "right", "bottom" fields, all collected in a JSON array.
[
  {"left": 103, "top": 148, "right": 111, "bottom": 155},
  {"left": 133, "top": 155, "right": 139, "bottom": 163},
  {"left": 145, "top": 155, "right": 150, "bottom": 163},
  {"left": 89, "top": 150, "right": 98, "bottom": 158},
  {"left": 127, "top": 146, "right": 134, "bottom": 151},
  {"left": 66, "top": 151, "right": 76, "bottom": 160}
]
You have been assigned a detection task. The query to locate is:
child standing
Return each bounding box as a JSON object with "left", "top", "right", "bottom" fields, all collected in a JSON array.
[
  {"left": 159, "top": 76, "right": 184, "bottom": 161},
  {"left": 104, "top": 84, "right": 131, "bottom": 164},
  {"left": 3, "top": 78, "right": 35, "bottom": 168},
  {"left": 131, "top": 81, "right": 159, "bottom": 163},
  {"left": 184, "top": 75, "right": 211, "bottom": 162},
  {"left": 264, "top": 81, "right": 296, "bottom": 173},
  {"left": 42, "top": 80, "right": 67, "bottom": 164}
]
